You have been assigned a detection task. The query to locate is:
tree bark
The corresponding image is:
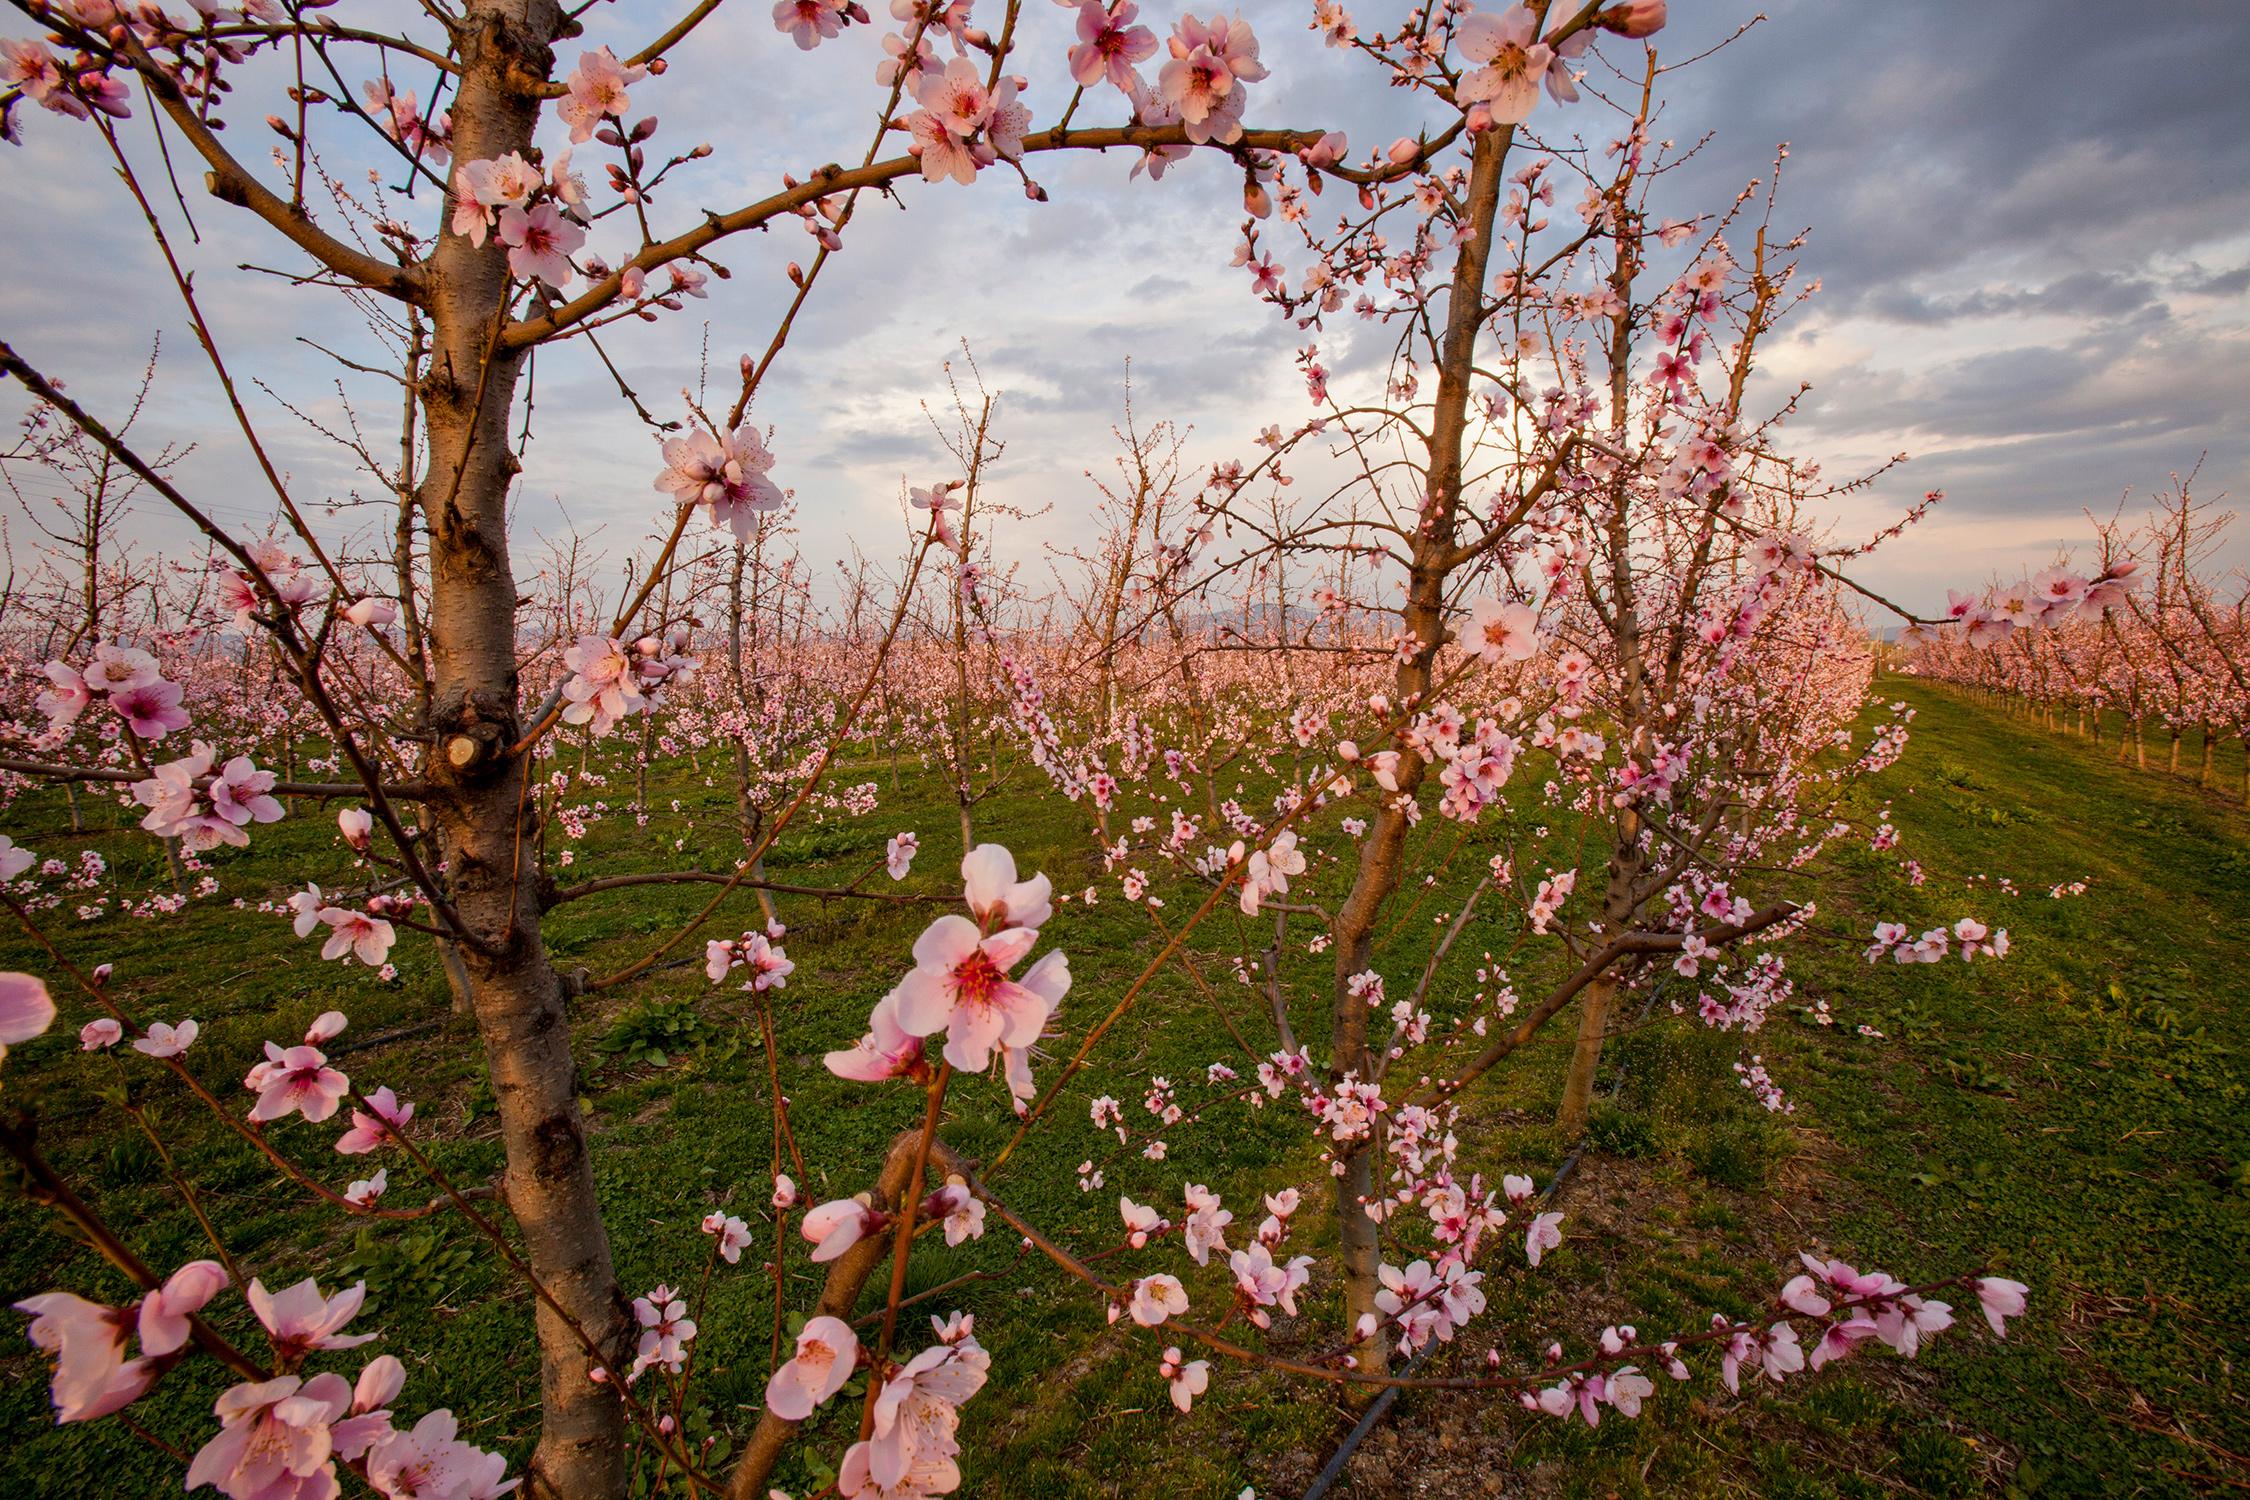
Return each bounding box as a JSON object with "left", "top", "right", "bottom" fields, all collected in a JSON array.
[
  {"left": 415, "top": 2, "right": 631, "bottom": 1492},
  {"left": 1555, "top": 973, "right": 1617, "bottom": 1136},
  {"left": 1323, "top": 120, "right": 1515, "bottom": 1384}
]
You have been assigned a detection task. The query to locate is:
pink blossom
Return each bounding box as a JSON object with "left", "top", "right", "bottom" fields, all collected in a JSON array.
[
  {"left": 131, "top": 744, "right": 225, "bottom": 849},
  {"left": 2, "top": 40, "right": 78, "bottom": 117},
  {"left": 354, "top": 1354, "right": 405, "bottom": 1414},
  {"left": 1596, "top": 0, "right": 1667, "bottom": 39},
  {"left": 985, "top": 77, "right": 1032, "bottom": 160},
  {"left": 1126, "top": 83, "right": 1194, "bottom": 178},
  {"left": 79, "top": 1017, "right": 122, "bottom": 1051},
  {"left": 1466, "top": 597, "right": 1540, "bottom": 663},
  {"left": 132, "top": 1018, "right": 199, "bottom": 1059},
  {"left": 318, "top": 908, "right": 397, "bottom": 966},
  {"left": 343, "top": 597, "right": 397, "bottom": 629},
  {"left": 764, "top": 1314, "right": 858, "bottom": 1419},
  {"left": 702, "top": 1212, "right": 753, "bottom": 1263},
  {"left": 1975, "top": 1276, "right": 2028, "bottom": 1338},
  {"left": 1160, "top": 1346, "right": 1209, "bottom": 1411},
  {"left": 739, "top": 932, "right": 794, "bottom": 992},
  {"left": 1070, "top": 1, "right": 1157, "bottom": 91},
  {"left": 1119, "top": 1195, "right": 1164, "bottom": 1247},
  {"left": 139, "top": 1259, "right": 228, "bottom": 1357},
  {"left": 894, "top": 914, "right": 1054, "bottom": 1073},
  {"left": 1455, "top": 5, "right": 1551, "bottom": 124},
  {"left": 907, "top": 106, "right": 979, "bottom": 184},
  {"left": 886, "top": 831, "right": 919, "bottom": 880},
  {"left": 1173, "top": 10, "right": 1267, "bottom": 85},
  {"left": 838, "top": 1436, "right": 952, "bottom": 1498},
  {"left": 548, "top": 150, "right": 589, "bottom": 211},
  {"left": 1157, "top": 44, "right": 1233, "bottom": 131},
  {"left": 110, "top": 678, "right": 191, "bottom": 739},
  {"left": 560, "top": 634, "right": 645, "bottom": 737},
  {"left": 453, "top": 153, "right": 539, "bottom": 243},
  {"left": 918, "top": 56, "right": 991, "bottom": 137},
  {"left": 556, "top": 47, "right": 645, "bottom": 141},
  {"left": 998, "top": 949, "right": 1069, "bottom": 1109},
  {"left": 288, "top": 884, "right": 326, "bottom": 939},
  {"left": 365, "top": 1408, "right": 488, "bottom": 1499},
  {"left": 801, "top": 1197, "right": 880, "bottom": 1262},
  {"left": 82, "top": 643, "right": 160, "bottom": 692},
  {"left": 338, "top": 808, "right": 374, "bottom": 849},
  {"left": 1759, "top": 1322, "right": 1807, "bottom": 1382},
  {"left": 1872, "top": 1293, "right": 1954, "bottom": 1358},
  {"left": 13, "top": 1290, "right": 153, "bottom": 1422},
  {"left": 185, "top": 1372, "right": 353, "bottom": 1498},
  {"left": 245, "top": 1042, "right": 352, "bottom": 1124},
  {"left": 866, "top": 1335, "right": 989, "bottom": 1492},
  {"left": 1229, "top": 1241, "right": 1312, "bottom": 1328},
  {"left": 960, "top": 843, "right": 1052, "bottom": 930},
  {"left": 1181, "top": 1183, "right": 1232, "bottom": 1266},
  {"left": 209, "top": 755, "right": 285, "bottom": 830},
  {"left": 774, "top": 0, "right": 847, "bottom": 50},
  {"left": 497, "top": 202, "right": 584, "bottom": 288},
  {"left": 333, "top": 1083, "right": 414, "bottom": 1160},
  {"left": 936, "top": 1181, "right": 985, "bottom": 1245},
  {"left": 35, "top": 661, "right": 90, "bottom": 726},
  {"left": 1239, "top": 831, "right": 1305, "bottom": 916},
  {"left": 825, "top": 989, "right": 927, "bottom": 1082},
  {"left": 878, "top": 28, "right": 938, "bottom": 92},
  {"left": 653, "top": 426, "right": 785, "bottom": 539},
  {"left": 1127, "top": 1274, "right": 1189, "bottom": 1327},
  {"left": 0, "top": 971, "right": 55, "bottom": 1061},
  {"left": 248, "top": 1276, "right": 375, "bottom": 1361},
  {"left": 631, "top": 1286, "right": 696, "bottom": 1378},
  {"left": 1607, "top": 1366, "right": 1656, "bottom": 1416},
  {"left": 1779, "top": 1274, "right": 1831, "bottom": 1317},
  {"left": 1524, "top": 1209, "right": 1563, "bottom": 1266}
]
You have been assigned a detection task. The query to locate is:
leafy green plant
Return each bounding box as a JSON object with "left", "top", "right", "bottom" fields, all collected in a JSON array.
[
  {"left": 460, "top": 1074, "right": 496, "bottom": 1129},
  {"left": 336, "top": 1224, "right": 475, "bottom": 1310},
  {"left": 1687, "top": 1118, "right": 1788, "bottom": 1191},
  {"left": 595, "top": 994, "right": 722, "bottom": 1069},
  {"left": 1586, "top": 1101, "right": 1661, "bottom": 1158},
  {"left": 1940, "top": 1054, "right": 2015, "bottom": 1094},
  {"left": 1896, "top": 1427, "right": 1979, "bottom": 1497}
]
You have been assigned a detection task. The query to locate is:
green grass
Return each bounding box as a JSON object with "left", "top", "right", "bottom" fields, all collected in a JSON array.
[
  {"left": 1335, "top": 679, "right": 2249, "bottom": 1498},
  {"left": 0, "top": 681, "right": 2243, "bottom": 1498},
  {"left": 1766, "top": 681, "right": 2249, "bottom": 1497}
]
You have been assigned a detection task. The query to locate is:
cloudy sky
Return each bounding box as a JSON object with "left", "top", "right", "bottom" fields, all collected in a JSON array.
[{"left": 3, "top": 0, "right": 2245, "bottom": 617}]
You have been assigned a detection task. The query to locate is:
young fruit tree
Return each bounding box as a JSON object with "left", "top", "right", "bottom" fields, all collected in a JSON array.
[{"left": 0, "top": 0, "right": 2117, "bottom": 1496}]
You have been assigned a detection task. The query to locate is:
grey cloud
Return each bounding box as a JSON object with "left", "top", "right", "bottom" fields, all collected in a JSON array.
[
  {"left": 1654, "top": 0, "right": 2250, "bottom": 319},
  {"left": 1864, "top": 270, "right": 2166, "bottom": 327},
  {"left": 4, "top": 0, "right": 2243, "bottom": 612}
]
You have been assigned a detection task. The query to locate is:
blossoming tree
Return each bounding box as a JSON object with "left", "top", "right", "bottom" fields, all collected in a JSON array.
[{"left": 0, "top": 0, "right": 2093, "bottom": 1494}]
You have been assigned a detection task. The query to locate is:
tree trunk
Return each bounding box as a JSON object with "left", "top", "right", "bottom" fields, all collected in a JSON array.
[
  {"left": 1323, "top": 120, "right": 1515, "bottom": 1384},
  {"left": 1556, "top": 973, "right": 1617, "bottom": 1136},
  {"left": 415, "top": 2, "right": 630, "bottom": 1491}
]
